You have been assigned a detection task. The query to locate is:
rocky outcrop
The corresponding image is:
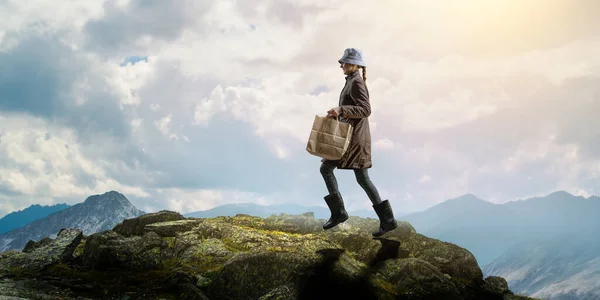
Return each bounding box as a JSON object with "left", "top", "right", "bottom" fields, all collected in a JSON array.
[
  {"left": 0, "top": 211, "right": 539, "bottom": 300},
  {"left": 113, "top": 210, "right": 185, "bottom": 237},
  {"left": 0, "top": 191, "right": 144, "bottom": 252},
  {"left": 0, "top": 228, "right": 82, "bottom": 275}
]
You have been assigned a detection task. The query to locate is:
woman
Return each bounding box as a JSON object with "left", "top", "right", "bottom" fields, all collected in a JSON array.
[{"left": 320, "top": 48, "right": 398, "bottom": 237}]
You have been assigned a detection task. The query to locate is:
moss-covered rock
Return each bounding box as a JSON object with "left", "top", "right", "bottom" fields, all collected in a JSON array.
[
  {"left": 0, "top": 210, "right": 537, "bottom": 300},
  {"left": 401, "top": 233, "right": 483, "bottom": 282},
  {"left": 483, "top": 276, "right": 511, "bottom": 295},
  {"left": 113, "top": 210, "right": 184, "bottom": 237},
  {"left": 257, "top": 283, "right": 298, "bottom": 300},
  {"left": 0, "top": 228, "right": 82, "bottom": 276},
  {"left": 82, "top": 230, "right": 167, "bottom": 271},
  {"left": 0, "top": 277, "right": 82, "bottom": 299},
  {"left": 22, "top": 237, "right": 53, "bottom": 253},
  {"left": 145, "top": 219, "right": 203, "bottom": 237},
  {"left": 175, "top": 236, "right": 233, "bottom": 277},
  {"left": 373, "top": 257, "right": 462, "bottom": 299},
  {"left": 207, "top": 251, "right": 314, "bottom": 300}
]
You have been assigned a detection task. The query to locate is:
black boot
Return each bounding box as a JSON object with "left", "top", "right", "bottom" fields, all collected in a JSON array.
[
  {"left": 322, "top": 192, "right": 349, "bottom": 230},
  {"left": 372, "top": 200, "right": 397, "bottom": 237}
]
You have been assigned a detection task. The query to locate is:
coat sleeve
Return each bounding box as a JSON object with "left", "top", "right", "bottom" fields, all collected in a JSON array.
[{"left": 340, "top": 79, "right": 371, "bottom": 118}]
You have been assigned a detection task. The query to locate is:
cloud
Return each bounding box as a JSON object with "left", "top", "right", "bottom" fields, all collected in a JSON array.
[
  {"left": 419, "top": 175, "right": 432, "bottom": 183},
  {"left": 82, "top": 0, "right": 216, "bottom": 57},
  {"left": 0, "top": 32, "right": 136, "bottom": 142},
  {"left": 374, "top": 138, "right": 395, "bottom": 151},
  {"left": 0, "top": 0, "right": 600, "bottom": 218},
  {"left": 0, "top": 114, "right": 151, "bottom": 211}
]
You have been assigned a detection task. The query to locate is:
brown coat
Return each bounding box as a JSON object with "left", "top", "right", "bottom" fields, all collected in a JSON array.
[{"left": 323, "top": 70, "right": 372, "bottom": 169}]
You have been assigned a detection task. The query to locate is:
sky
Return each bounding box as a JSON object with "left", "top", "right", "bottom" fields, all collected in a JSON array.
[{"left": 0, "top": 0, "right": 599, "bottom": 218}]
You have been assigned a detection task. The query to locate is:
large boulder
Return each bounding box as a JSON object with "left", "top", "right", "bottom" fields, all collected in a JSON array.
[
  {"left": 0, "top": 211, "right": 538, "bottom": 300},
  {"left": 373, "top": 257, "right": 462, "bottom": 300},
  {"left": 113, "top": 210, "right": 184, "bottom": 237},
  {"left": 206, "top": 251, "right": 313, "bottom": 300},
  {"left": 82, "top": 230, "right": 168, "bottom": 271},
  {"left": 145, "top": 219, "right": 203, "bottom": 237},
  {"left": 402, "top": 233, "right": 483, "bottom": 282},
  {"left": 483, "top": 276, "right": 511, "bottom": 295}
]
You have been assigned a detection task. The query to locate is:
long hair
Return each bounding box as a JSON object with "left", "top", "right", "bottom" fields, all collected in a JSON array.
[{"left": 361, "top": 66, "right": 367, "bottom": 89}]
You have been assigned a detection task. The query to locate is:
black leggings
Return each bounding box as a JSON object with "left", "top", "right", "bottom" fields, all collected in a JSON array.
[{"left": 319, "top": 159, "right": 383, "bottom": 205}]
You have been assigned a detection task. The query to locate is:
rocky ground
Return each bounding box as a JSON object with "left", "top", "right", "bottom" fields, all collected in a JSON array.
[{"left": 0, "top": 211, "right": 539, "bottom": 300}]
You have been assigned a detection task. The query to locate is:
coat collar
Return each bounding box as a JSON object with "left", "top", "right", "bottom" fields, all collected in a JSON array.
[{"left": 345, "top": 69, "right": 361, "bottom": 80}]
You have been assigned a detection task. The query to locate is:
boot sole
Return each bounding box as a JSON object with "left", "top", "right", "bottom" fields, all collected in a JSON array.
[
  {"left": 372, "top": 222, "right": 398, "bottom": 237},
  {"left": 322, "top": 214, "right": 349, "bottom": 230}
]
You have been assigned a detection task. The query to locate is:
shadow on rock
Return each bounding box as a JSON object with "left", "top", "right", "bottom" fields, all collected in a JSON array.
[
  {"left": 295, "top": 238, "right": 405, "bottom": 300},
  {"left": 368, "top": 237, "right": 409, "bottom": 268},
  {"left": 296, "top": 248, "right": 378, "bottom": 300}
]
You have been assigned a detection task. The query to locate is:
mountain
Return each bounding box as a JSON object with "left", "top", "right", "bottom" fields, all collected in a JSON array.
[
  {"left": 0, "top": 203, "right": 70, "bottom": 234},
  {"left": 0, "top": 210, "right": 536, "bottom": 299},
  {"left": 399, "top": 191, "right": 600, "bottom": 266},
  {"left": 484, "top": 226, "right": 600, "bottom": 300},
  {"left": 399, "top": 191, "right": 600, "bottom": 299},
  {"left": 0, "top": 191, "right": 144, "bottom": 252},
  {"left": 184, "top": 202, "right": 390, "bottom": 219},
  {"left": 503, "top": 191, "right": 600, "bottom": 231},
  {"left": 185, "top": 203, "right": 330, "bottom": 219},
  {"left": 400, "top": 194, "right": 540, "bottom": 266},
  {"left": 349, "top": 208, "right": 380, "bottom": 219},
  {"left": 400, "top": 194, "right": 496, "bottom": 233}
]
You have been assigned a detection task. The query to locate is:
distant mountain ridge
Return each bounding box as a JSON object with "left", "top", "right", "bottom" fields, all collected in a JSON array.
[
  {"left": 0, "top": 191, "right": 145, "bottom": 252},
  {"left": 400, "top": 190, "right": 600, "bottom": 300},
  {"left": 0, "top": 203, "right": 70, "bottom": 234},
  {"left": 400, "top": 191, "right": 600, "bottom": 266},
  {"left": 183, "top": 202, "right": 402, "bottom": 219},
  {"left": 484, "top": 227, "right": 600, "bottom": 300}
]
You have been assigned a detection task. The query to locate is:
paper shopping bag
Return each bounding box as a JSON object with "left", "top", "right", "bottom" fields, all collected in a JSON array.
[{"left": 306, "top": 114, "right": 354, "bottom": 160}]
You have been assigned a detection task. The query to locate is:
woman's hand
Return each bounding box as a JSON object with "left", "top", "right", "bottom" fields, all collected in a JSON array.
[{"left": 327, "top": 107, "right": 342, "bottom": 118}]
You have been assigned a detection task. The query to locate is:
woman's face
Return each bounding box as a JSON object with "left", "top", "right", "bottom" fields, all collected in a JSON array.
[{"left": 340, "top": 62, "right": 357, "bottom": 75}]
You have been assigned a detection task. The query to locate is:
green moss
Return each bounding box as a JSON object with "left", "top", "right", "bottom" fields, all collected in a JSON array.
[
  {"left": 209, "top": 252, "right": 311, "bottom": 300},
  {"left": 161, "top": 249, "right": 224, "bottom": 277},
  {"left": 73, "top": 238, "right": 87, "bottom": 257},
  {"left": 202, "top": 266, "right": 222, "bottom": 280},
  {"left": 221, "top": 237, "right": 250, "bottom": 252},
  {"left": 265, "top": 246, "right": 289, "bottom": 252},
  {"left": 243, "top": 226, "right": 301, "bottom": 237},
  {"left": 157, "top": 257, "right": 181, "bottom": 271},
  {"left": 164, "top": 237, "right": 176, "bottom": 249},
  {"left": 46, "top": 262, "right": 119, "bottom": 283},
  {"left": 371, "top": 278, "right": 397, "bottom": 294},
  {"left": 7, "top": 266, "right": 32, "bottom": 278},
  {"left": 450, "top": 276, "right": 474, "bottom": 288}
]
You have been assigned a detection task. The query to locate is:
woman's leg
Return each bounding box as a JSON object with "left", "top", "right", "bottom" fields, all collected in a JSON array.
[
  {"left": 355, "top": 168, "right": 397, "bottom": 236},
  {"left": 354, "top": 168, "right": 383, "bottom": 205},
  {"left": 319, "top": 159, "right": 348, "bottom": 230},
  {"left": 320, "top": 159, "right": 340, "bottom": 195}
]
